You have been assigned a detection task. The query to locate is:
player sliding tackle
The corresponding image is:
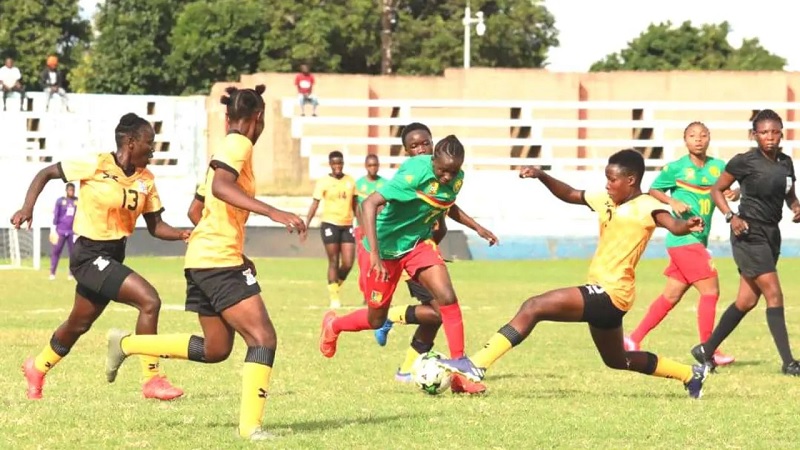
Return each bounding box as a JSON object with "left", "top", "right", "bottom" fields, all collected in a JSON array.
[
  {"left": 319, "top": 135, "right": 497, "bottom": 394},
  {"left": 437, "top": 149, "right": 711, "bottom": 398}
]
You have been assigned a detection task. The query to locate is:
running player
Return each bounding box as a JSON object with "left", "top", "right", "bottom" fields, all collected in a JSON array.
[
  {"left": 319, "top": 135, "right": 496, "bottom": 394},
  {"left": 437, "top": 149, "right": 710, "bottom": 399},
  {"left": 372, "top": 123, "right": 497, "bottom": 389},
  {"left": 692, "top": 109, "right": 800, "bottom": 376},
  {"left": 13, "top": 113, "right": 189, "bottom": 401},
  {"left": 304, "top": 151, "right": 357, "bottom": 308},
  {"left": 104, "top": 85, "right": 307, "bottom": 440},
  {"left": 624, "top": 122, "right": 735, "bottom": 366}
]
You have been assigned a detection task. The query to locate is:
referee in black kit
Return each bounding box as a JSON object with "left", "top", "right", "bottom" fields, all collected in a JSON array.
[{"left": 692, "top": 109, "right": 800, "bottom": 376}]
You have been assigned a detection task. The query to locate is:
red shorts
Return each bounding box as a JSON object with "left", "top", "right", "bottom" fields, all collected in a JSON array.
[
  {"left": 357, "top": 239, "right": 445, "bottom": 308},
  {"left": 663, "top": 243, "right": 717, "bottom": 285}
]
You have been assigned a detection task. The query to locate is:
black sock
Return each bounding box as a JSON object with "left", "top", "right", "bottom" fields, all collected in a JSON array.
[
  {"left": 704, "top": 303, "right": 746, "bottom": 353},
  {"left": 498, "top": 324, "right": 524, "bottom": 347},
  {"left": 625, "top": 351, "right": 658, "bottom": 375},
  {"left": 410, "top": 338, "right": 433, "bottom": 354},
  {"left": 187, "top": 335, "right": 207, "bottom": 362},
  {"left": 404, "top": 306, "right": 419, "bottom": 325},
  {"left": 766, "top": 307, "right": 794, "bottom": 365}
]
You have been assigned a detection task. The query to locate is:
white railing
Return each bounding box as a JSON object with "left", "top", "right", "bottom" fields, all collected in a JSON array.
[{"left": 281, "top": 97, "right": 800, "bottom": 179}]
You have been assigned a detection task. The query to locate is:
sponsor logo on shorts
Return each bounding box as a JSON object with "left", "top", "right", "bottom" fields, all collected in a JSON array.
[
  {"left": 242, "top": 268, "right": 257, "bottom": 286},
  {"left": 324, "top": 227, "right": 333, "bottom": 237},
  {"left": 93, "top": 256, "right": 109, "bottom": 271}
]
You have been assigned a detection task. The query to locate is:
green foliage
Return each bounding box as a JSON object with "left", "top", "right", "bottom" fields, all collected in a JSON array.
[
  {"left": 0, "top": 0, "right": 89, "bottom": 89},
  {"left": 168, "top": 0, "right": 266, "bottom": 95},
  {"left": 590, "top": 21, "right": 786, "bottom": 72},
  {"left": 84, "top": 0, "right": 194, "bottom": 94}
]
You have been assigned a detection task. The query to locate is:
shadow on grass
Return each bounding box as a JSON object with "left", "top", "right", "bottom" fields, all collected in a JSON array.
[{"left": 179, "top": 412, "right": 420, "bottom": 434}]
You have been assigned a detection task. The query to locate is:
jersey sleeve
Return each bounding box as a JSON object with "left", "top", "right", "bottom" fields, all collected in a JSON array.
[
  {"left": 378, "top": 160, "right": 421, "bottom": 203},
  {"left": 143, "top": 179, "right": 164, "bottom": 215},
  {"left": 194, "top": 182, "right": 206, "bottom": 202},
  {"left": 52, "top": 199, "right": 61, "bottom": 225},
  {"left": 57, "top": 155, "right": 99, "bottom": 182},
  {"left": 725, "top": 153, "right": 748, "bottom": 180},
  {"left": 650, "top": 163, "right": 677, "bottom": 191},
  {"left": 583, "top": 190, "right": 610, "bottom": 213},
  {"left": 312, "top": 178, "right": 326, "bottom": 200},
  {"left": 210, "top": 134, "right": 251, "bottom": 177},
  {"left": 642, "top": 195, "right": 667, "bottom": 225}
]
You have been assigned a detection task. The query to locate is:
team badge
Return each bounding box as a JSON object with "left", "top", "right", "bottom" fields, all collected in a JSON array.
[
  {"left": 137, "top": 180, "right": 148, "bottom": 194},
  {"left": 684, "top": 168, "right": 695, "bottom": 180},
  {"left": 453, "top": 179, "right": 463, "bottom": 193},
  {"left": 369, "top": 290, "right": 383, "bottom": 305},
  {"left": 405, "top": 175, "right": 414, "bottom": 183},
  {"left": 426, "top": 182, "right": 439, "bottom": 195},
  {"left": 709, "top": 166, "right": 720, "bottom": 177}
]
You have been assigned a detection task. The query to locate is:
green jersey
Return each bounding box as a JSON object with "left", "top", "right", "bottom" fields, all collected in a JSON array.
[
  {"left": 355, "top": 175, "right": 386, "bottom": 206},
  {"left": 650, "top": 154, "right": 726, "bottom": 248},
  {"left": 363, "top": 155, "right": 463, "bottom": 259}
]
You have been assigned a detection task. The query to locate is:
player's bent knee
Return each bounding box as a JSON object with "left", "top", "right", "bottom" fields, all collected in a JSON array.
[
  {"left": 601, "top": 357, "right": 628, "bottom": 371},
  {"left": 204, "top": 346, "right": 233, "bottom": 363}
]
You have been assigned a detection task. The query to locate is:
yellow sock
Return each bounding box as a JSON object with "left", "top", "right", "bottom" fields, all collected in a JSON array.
[
  {"left": 399, "top": 346, "right": 421, "bottom": 373},
  {"left": 238, "top": 362, "right": 273, "bottom": 438},
  {"left": 337, "top": 278, "right": 345, "bottom": 287},
  {"left": 388, "top": 305, "right": 408, "bottom": 324},
  {"left": 33, "top": 344, "right": 65, "bottom": 373},
  {"left": 327, "top": 283, "right": 340, "bottom": 302},
  {"left": 653, "top": 357, "right": 693, "bottom": 383},
  {"left": 139, "top": 356, "right": 160, "bottom": 381},
  {"left": 121, "top": 334, "right": 192, "bottom": 359},
  {"left": 472, "top": 333, "right": 514, "bottom": 369}
]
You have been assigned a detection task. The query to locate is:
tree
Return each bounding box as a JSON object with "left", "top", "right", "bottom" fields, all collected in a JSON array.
[
  {"left": 0, "top": 0, "right": 89, "bottom": 90},
  {"left": 590, "top": 21, "right": 786, "bottom": 72},
  {"left": 168, "top": 0, "right": 267, "bottom": 95},
  {"left": 83, "top": 0, "right": 193, "bottom": 94},
  {"left": 259, "top": 0, "right": 559, "bottom": 76}
]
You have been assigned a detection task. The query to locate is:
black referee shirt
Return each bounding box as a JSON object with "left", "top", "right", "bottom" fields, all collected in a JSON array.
[{"left": 726, "top": 149, "right": 796, "bottom": 225}]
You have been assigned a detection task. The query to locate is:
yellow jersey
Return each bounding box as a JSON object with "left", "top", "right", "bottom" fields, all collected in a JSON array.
[
  {"left": 185, "top": 133, "right": 255, "bottom": 268},
  {"left": 58, "top": 153, "right": 162, "bottom": 240},
  {"left": 312, "top": 174, "right": 356, "bottom": 226},
  {"left": 584, "top": 191, "right": 666, "bottom": 311}
]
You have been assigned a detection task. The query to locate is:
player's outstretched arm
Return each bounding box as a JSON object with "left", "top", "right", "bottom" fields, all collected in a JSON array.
[
  {"left": 211, "top": 168, "right": 306, "bottom": 235},
  {"left": 519, "top": 166, "right": 585, "bottom": 205},
  {"left": 144, "top": 212, "right": 190, "bottom": 241},
  {"left": 447, "top": 204, "right": 498, "bottom": 245},
  {"left": 10, "top": 163, "right": 62, "bottom": 229},
  {"left": 653, "top": 210, "right": 704, "bottom": 236}
]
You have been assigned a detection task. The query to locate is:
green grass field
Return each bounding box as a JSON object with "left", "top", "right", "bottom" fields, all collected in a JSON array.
[{"left": 3, "top": 257, "right": 800, "bottom": 449}]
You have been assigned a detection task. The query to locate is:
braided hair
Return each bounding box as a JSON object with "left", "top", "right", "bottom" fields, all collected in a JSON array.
[
  {"left": 220, "top": 84, "right": 266, "bottom": 121},
  {"left": 114, "top": 113, "right": 151, "bottom": 148},
  {"left": 683, "top": 121, "right": 708, "bottom": 136},
  {"left": 433, "top": 135, "right": 465, "bottom": 161},
  {"left": 752, "top": 109, "right": 783, "bottom": 130}
]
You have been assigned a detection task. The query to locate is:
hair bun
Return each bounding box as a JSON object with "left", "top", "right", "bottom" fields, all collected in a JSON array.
[
  {"left": 220, "top": 95, "right": 231, "bottom": 105},
  {"left": 254, "top": 84, "right": 266, "bottom": 95},
  {"left": 119, "top": 112, "right": 139, "bottom": 126}
]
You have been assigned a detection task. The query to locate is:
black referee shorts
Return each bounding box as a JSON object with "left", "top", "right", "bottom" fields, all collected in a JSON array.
[{"left": 731, "top": 221, "right": 781, "bottom": 278}]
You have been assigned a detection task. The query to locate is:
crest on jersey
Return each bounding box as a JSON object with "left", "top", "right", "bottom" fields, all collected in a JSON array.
[
  {"left": 661, "top": 165, "right": 670, "bottom": 172},
  {"left": 709, "top": 166, "right": 720, "bottom": 177},
  {"left": 426, "top": 182, "right": 439, "bottom": 195},
  {"left": 684, "top": 168, "right": 696, "bottom": 180},
  {"left": 137, "top": 180, "right": 148, "bottom": 194},
  {"left": 405, "top": 175, "right": 414, "bottom": 183},
  {"left": 454, "top": 179, "right": 463, "bottom": 193}
]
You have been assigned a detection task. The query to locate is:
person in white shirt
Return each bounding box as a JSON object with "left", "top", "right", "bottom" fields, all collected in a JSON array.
[{"left": 0, "top": 57, "right": 26, "bottom": 111}]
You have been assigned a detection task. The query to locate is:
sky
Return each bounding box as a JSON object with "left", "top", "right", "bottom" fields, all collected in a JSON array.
[{"left": 78, "top": 0, "right": 800, "bottom": 72}]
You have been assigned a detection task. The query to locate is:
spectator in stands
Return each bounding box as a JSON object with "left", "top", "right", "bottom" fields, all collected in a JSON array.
[
  {"left": 0, "top": 57, "right": 26, "bottom": 111},
  {"left": 295, "top": 64, "right": 319, "bottom": 116},
  {"left": 49, "top": 182, "right": 77, "bottom": 280},
  {"left": 41, "top": 56, "right": 70, "bottom": 112}
]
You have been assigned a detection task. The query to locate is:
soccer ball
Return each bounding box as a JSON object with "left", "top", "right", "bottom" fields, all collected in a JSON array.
[{"left": 411, "top": 351, "right": 452, "bottom": 395}]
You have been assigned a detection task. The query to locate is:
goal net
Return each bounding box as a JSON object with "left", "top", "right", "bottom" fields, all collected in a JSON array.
[{"left": 0, "top": 225, "right": 41, "bottom": 270}]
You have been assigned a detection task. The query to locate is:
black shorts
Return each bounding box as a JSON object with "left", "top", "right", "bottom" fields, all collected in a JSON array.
[
  {"left": 579, "top": 284, "right": 626, "bottom": 329},
  {"left": 731, "top": 220, "right": 781, "bottom": 278},
  {"left": 320, "top": 222, "right": 355, "bottom": 245},
  {"left": 406, "top": 279, "right": 433, "bottom": 303},
  {"left": 70, "top": 237, "right": 134, "bottom": 305},
  {"left": 185, "top": 265, "right": 262, "bottom": 316}
]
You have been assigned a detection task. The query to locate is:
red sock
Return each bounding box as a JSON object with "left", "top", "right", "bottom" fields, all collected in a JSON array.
[
  {"left": 439, "top": 303, "right": 465, "bottom": 358},
  {"left": 697, "top": 294, "right": 719, "bottom": 343},
  {"left": 332, "top": 308, "right": 371, "bottom": 333},
  {"left": 629, "top": 295, "right": 675, "bottom": 344}
]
